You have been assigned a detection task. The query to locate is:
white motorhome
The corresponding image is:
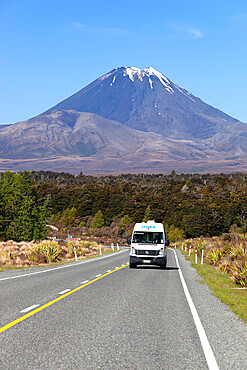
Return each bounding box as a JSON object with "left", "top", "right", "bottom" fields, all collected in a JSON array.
[{"left": 128, "top": 220, "right": 169, "bottom": 268}]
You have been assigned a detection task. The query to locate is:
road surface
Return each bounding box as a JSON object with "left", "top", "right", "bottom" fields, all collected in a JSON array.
[{"left": 0, "top": 249, "right": 246, "bottom": 369}]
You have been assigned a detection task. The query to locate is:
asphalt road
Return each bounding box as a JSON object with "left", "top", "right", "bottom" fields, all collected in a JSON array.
[{"left": 0, "top": 249, "right": 247, "bottom": 369}]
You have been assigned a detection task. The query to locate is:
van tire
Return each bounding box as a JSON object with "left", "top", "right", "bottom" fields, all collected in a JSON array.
[
  {"left": 129, "top": 263, "right": 136, "bottom": 268},
  {"left": 160, "top": 258, "right": 167, "bottom": 269}
]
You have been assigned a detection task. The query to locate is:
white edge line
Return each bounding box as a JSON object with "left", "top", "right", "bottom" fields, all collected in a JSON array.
[
  {"left": 20, "top": 304, "right": 40, "bottom": 313},
  {"left": 81, "top": 280, "right": 89, "bottom": 284},
  {"left": 0, "top": 250, "right": 126, "bottom": 281},
  {"left": 58, "top": 289, "right": 71, "bottom": 295},
  {"left": 106, "top": 270, "right": 112, "bottom": 273},
  {"left": 95, "top": 274, "right": 102, "bottom": 277},
  {"left": 171, "top": 249, "right": 219, "bottom": 370}
]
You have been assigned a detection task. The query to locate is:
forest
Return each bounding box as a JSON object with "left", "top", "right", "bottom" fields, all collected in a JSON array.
[{"left": 1, "top": 170, "right": 246, "bottom": 241}]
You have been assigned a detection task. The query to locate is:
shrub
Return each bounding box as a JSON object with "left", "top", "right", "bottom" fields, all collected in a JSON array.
[
  {"left": 221, "top": 242, "right": 232, "bottom": 256},
  {"left": 205, "top": 248, "right": 222, "bottom": 266},
  {"left": 81, "top": 241, "right": 91, "bottom": 248},
  {"left": 28, "top": 246, "right": 47, "bottom": 263},
  {"left": 229, "top": 224, "right": 242, "bottom": 234},
  {"left": 231, "top": 260, "right": 247, "bottom": 287},
  {"left": 230, "top": 243, "right": 247, "bottom": 260},
  {"left": 67, "top": 241, "right": 76, "bottom": 256},
  {"left": 39, "top": 241, "right": 61, "bottom": 263},
  {"left": 193, "top": 239, "right": 206, "bottom": 254}
]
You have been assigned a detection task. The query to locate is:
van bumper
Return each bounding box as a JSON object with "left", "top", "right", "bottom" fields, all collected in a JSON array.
[{"left": 129, "top": 255, "right": 167, "bottom": 266}]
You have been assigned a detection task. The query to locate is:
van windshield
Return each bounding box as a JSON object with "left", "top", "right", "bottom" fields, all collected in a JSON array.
[{"left": 132, "top": 232, "right": 164, "bottom": 244}]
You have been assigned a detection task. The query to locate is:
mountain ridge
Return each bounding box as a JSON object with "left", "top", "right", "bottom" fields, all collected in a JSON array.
[{"left": 0, "top": 66, "right": 246, "bottom": 174}]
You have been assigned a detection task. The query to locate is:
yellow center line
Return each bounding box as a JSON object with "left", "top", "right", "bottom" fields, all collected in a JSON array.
[{"left": 0, "top": 263, "right": 129, "bottom": 334}]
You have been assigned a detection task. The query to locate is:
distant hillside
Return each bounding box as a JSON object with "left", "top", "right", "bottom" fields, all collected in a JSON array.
[{"left": 0, "top": 124, "right": 12, "bottom": 129}]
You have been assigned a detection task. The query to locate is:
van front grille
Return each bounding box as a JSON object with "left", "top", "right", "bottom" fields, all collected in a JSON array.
[{"left": 136, "top": 250, "right": 159, "bottom": 256}]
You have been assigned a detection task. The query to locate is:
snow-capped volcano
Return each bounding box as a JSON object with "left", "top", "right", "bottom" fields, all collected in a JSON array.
[
  {"left": 49, "top": 66, "right": 237, "bottom": 139},
  {"left": 0, "top": 66, "right": 245, "bottom": 174}
]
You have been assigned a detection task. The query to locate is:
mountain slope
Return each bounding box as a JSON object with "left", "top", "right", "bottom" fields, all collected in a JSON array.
[
  {"left": 49, "top": 67, "right": 238, "bottom": 140},
  {"left": 0, "top": 110, "right": 211, "bottom": 161}
]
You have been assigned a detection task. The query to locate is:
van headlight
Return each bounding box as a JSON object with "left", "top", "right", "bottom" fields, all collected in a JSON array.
[
  {"left": 131, "top": 247, "right": 136, "bottom": 254},
  {"left": 159, "top": 248, "right": 164, "bottom": 255}
]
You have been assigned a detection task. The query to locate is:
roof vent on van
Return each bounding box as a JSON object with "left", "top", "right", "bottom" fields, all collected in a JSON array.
[{"left": 147, "top": 220, "right": 155, "bottom": 224}]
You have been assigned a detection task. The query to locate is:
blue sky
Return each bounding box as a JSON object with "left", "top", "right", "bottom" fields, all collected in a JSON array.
[{"left": 0, "top": 0, "right": 246, "bottom": 124}]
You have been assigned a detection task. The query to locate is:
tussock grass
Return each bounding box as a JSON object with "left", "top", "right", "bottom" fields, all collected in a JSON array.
[
  {"left": 179, "top": 235, "right": 247, "bottom": 287},
  {"left": 184, "top": 254, "right": 247, "bottom": 323},
  {"left": 0, "top": 248, "right": 117, "bottom": 272},
  {"left": 0, "top": 239, "right": 114, "bottom": 271}
]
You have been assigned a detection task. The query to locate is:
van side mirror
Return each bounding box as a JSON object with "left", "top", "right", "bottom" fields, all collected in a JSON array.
[
  {"left": 127, "top": 238, "right": 131, "bottom": 245},
  {"left": 165, "top": 239, "right": 170, "bottom": 246}
]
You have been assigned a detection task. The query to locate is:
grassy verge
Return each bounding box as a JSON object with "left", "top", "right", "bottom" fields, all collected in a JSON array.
[
  {"left": 0, "top": 249, "right": 118, "bottom": 272},
  {"left": 183, "top": 253, "right": 247, "bottom": 323}
]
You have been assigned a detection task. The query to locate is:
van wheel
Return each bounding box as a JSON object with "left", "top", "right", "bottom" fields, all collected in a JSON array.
[
  {"left": 129, "top": 263, "right": 136, "bottom": 268},
  {"left": 160, "top": 259, "right": 167, "bottom": 269}
]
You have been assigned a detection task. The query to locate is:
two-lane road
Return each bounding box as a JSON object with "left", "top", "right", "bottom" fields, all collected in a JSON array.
[{"left": 0, "top": 249, "right": 247, "bottom": 369}]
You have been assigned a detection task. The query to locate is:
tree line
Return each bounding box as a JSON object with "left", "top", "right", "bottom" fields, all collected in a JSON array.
[
  {"left": 1, "top": 170, "right": 247, "bottom": 241},
  {"left": 35, "top": 171, "right": 247, "bottom": 238}
]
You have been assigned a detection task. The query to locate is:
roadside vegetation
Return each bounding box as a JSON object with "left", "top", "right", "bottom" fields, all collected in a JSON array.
[
  {"left": 0, "top": 239, "right": 109, "bottom": 271},
  {"left": 176, "top": 233, "right": 247, "bottom": 323}
]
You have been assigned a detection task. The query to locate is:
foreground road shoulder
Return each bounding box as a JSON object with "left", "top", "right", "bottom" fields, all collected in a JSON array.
[{"left": 174, "top": 248, "right": 247, "bottom": 369}]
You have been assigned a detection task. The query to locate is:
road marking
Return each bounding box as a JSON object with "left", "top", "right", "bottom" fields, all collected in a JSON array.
[
  {"left": 106, "top": 270, "right": 111, "bottom": 272},
  {"left": 95, "top": 274, "right": 102, "bottom": 277},
  {"left": 81, "top": 280, "right": 89, "bottom": 284},
  {"left": 58, "top": 289, "right": 70, "bottom": 295},
  {"left": 20, "top": 304, "right": 40, "bottom": 313},
  {"left": 0, "top": 264, "right": 129, "bottom": 334},
  {"left": 115, "top": 266, "right": 119, "bottom": 269},
  {"left": 171, "top": 249, "right": 219, "bottom": 370},
  {"left": 0, "top": 250, "right": 126, "bottom": 281}
]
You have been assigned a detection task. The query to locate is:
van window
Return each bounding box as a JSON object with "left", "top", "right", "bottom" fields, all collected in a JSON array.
[{"left": 132, "top": 232, "right": 164, "bottom": 244}]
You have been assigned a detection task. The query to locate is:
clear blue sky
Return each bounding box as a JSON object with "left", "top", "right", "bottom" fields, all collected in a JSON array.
[{"left": 0, "top": 0, "right": 246, "bottom": 124}]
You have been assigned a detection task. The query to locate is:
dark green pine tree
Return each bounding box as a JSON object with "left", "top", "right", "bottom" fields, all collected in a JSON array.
[
  {"left": 142, "top": 205, "right": 152, "bottom": 222},
  {"left": 0, "top": 171, "right": 48, "bottom": 242},
  {"left": 0, "top": 182, "right": 5, "bottom": 240},
  {"left": 92, "top": 210, "right": 105, "bottom": 229},
  {"left": 0, "top": 171, "right": 15, "bottom": 240}
]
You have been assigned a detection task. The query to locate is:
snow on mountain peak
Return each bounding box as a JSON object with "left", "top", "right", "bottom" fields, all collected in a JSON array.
[
  {"left": 121, "top": 66, "right": 174, "bottom": 93},
  {"left": 101, "top": 66, "right": 195, "bottom": 97},
  {"left": 124, "top": 67, "right": 144, "bottom": 81}
]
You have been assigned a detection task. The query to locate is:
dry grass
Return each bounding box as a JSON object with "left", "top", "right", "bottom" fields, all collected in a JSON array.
[
  {"left": 178, "top": 233, "right": 247, "bottom": 287},
  {"left": 0, "top": 239, "right": 108, "bottom": 270}
]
